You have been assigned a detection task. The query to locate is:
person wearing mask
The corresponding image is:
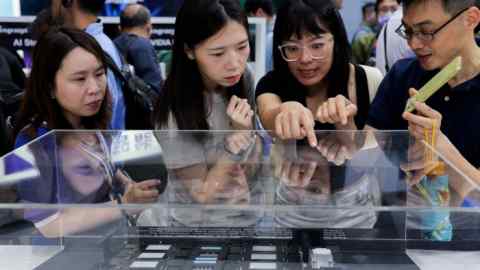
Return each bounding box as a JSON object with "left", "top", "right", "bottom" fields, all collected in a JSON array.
[
  {"left": 362, "top": 0, "right": 401, "bottom": 66},
  {"left": 52, "top": 0, "right": 125, "bottom": 130},
  {"left": 244, "top": 0, "right": 275, "bottom": 72},
  {"left": 375, "top": 5, "right": 415, "bottom": 75},
  {"left": 376, "top": 0, "right": 401, "bottom": 29},
  {"left": 114, "top": 3, "right": 163, "bottom": 93}
]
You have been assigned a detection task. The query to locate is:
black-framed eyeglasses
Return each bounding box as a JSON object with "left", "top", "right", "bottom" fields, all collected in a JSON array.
[{"left": 395, "top": 7, "right": 470, "bottom": 42}]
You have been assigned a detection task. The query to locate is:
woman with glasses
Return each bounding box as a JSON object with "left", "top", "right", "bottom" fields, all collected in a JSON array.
[{"left": 256, "top": 0, "right": 383, "bottom": 148}]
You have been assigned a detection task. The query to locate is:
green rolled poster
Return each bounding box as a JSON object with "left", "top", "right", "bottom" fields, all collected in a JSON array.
[{"left": 405, "top": 56, "right": 462, "bottom": 113}]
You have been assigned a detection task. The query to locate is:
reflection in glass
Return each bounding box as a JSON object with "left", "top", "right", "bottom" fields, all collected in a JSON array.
[
  {"left": 154, "top": 131, "right": 265, "bottom": 227},
  {"left": 1, "top": 130, "right": 480, "bottom": 247},
  {"left": 272, "top": 138, "right": 381, "bottom": 228},
  {"left": 1, "top": 131, "right": 164, "bottom": 237}
]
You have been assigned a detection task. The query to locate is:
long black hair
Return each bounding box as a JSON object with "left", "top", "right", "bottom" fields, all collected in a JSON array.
[
  {"left": 154, "top": 0, "right": 251, "bottom": 131},
  {"left": 273, "top": 0, "right": 351, "bottom": 99},
  {"left": 14, "top": 27, "right": 111, "bottom": 141}
]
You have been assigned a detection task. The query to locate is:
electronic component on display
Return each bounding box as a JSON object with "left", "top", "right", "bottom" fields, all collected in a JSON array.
[{"left": 310, "top": 248, "right": 333, "bottom": 269}]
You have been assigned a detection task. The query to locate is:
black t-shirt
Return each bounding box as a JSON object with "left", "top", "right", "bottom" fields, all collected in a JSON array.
[
  {"left": 255, "top": 65, "right": 371, "bottom": 130},
  {"left": 0, "top": 47, "right": 25, "bottom": 92},
  {"left": 367, "top": 58, "right": 480, "bottom": 168},
  {"left": 0, "top": 105, "right": 8, "bottom": 156}
]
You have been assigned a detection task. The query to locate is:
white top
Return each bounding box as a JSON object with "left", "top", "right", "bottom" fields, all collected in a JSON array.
[
  {"left": 375, "top": 7, "right": 415, "bottom": 75},
  {"left": 155, "top": 68, "right": 255, "bottom": 170},
  {"left": 156, "top": 91, "right": 235, "bottom": 169}
]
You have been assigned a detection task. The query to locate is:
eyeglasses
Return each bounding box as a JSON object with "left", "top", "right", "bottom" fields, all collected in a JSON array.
[
  {"left": 278, "top": 38, "right": 333, "bottom": 62},
  {"left": 395, "top": 7, "right": 469, "bottom": 42}
]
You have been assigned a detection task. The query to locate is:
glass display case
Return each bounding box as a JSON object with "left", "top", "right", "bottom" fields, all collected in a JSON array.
[{"left": 1, "top": 130, "right": 480, "bottom": 269}]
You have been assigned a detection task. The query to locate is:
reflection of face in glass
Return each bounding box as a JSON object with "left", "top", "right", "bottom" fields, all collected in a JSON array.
[
  {"left": 213, "top": 163, "right": 250, "bottom": 204},
  {"left": 276, "top": 144, "right": 332, "bottom": 205},
  {"left": 59, "top": 135, "right": 106, "bottom": 198},
  {"left": 220, "top": 138, "right": 263, "bottom": 205}
]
